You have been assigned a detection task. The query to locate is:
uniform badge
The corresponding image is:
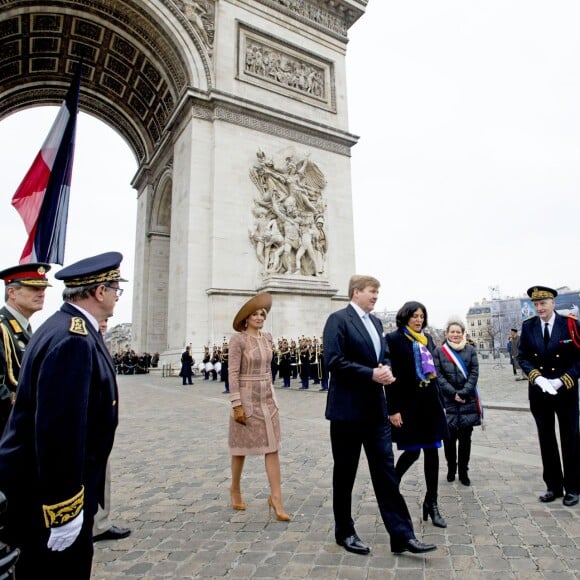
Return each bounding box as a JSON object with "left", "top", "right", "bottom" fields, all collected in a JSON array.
[{"left": 69, "top": 317, "right": 88, "bottom": 336}]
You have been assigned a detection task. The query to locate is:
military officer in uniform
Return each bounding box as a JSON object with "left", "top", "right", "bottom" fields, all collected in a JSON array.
[
  {"left": 220, "top": 341, "right": 230, "bottom": 394},
  {"left": 0, "top": 263, "right": 51, "bottom": 433},
  {"left": 298, "top": 337, "right": 311, "bottom": 389},
  {"left": 0, "top": 252, "right": 126, "bottom": 579},
  {"left": 278, "top": 339, "right": 292, "bottom": 388},
  {"left": 518, "top": 285, "right": 580, "bottom": 507}
]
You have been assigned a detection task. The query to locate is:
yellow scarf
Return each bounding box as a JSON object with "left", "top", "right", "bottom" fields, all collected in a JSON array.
[{"left": 404, "top": 325, "right": 428, "bottom": 346}]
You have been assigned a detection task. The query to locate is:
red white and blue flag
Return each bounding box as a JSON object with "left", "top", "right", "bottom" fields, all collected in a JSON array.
[{"left": 11, "top": 64, "right": 81, "bottom": 265}]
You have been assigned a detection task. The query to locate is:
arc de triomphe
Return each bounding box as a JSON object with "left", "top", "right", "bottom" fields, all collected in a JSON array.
[{"left": 0, "top": 0, "right": 365, "bottom": 359}]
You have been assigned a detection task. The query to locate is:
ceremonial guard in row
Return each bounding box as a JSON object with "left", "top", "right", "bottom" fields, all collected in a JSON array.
[
  {"left": 0, "top": 252, "right": 126, "bottom": 579},
  {"left": 299, "top": 337, "right": 311, "bottom": 389},
  {"left": 220, "top": 340, "right": 229, "bottom": 393},
  {"left": 278, "top": 339, "right": 292, "bottom": 388},
  {"left": 518, "top": 285, "right": 580, "bottom": 507},
  {"left": 0, "top": 263, "right": 51, "bottom": 433}
]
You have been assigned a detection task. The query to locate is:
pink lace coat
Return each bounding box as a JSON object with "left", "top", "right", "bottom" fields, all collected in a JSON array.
[{"left": 228, "top": 332, "right": 281, "bottom": 455}]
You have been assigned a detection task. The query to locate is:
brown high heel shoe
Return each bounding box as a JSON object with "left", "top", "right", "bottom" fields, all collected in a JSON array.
[
  {"left": 267, "top": 496, "right": 291, "bottom": 521},
  {"left": 229, "top": 487, "right": 246, "bottom": 511}
]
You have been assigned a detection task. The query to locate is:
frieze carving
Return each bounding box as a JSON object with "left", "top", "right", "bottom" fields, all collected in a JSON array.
[
  {"left": 245, "top": 39, "right": 325, "bottom": 100},
  {"left": 256, "top": 0, "right": 349, "bottom": 38},
  {"left": 249, "top": 149, "right": 327, "bottom": 277},
  {"left": 238, "top": 25, "right": 334, "bottom": 111}
]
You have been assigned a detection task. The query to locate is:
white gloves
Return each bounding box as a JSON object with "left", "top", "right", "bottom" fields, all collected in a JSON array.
[
  {"left": 47, "top": 510, "right": 83, "bottom": 551},
  {"left": 549, "top": 378, "right": 563, "bottom": 391},
  {"left": 535, "top": 377, "right": 558, "bottom": 396}
]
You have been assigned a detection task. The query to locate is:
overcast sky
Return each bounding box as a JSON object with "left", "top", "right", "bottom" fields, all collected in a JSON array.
[{"left": 1, "top": 1, "right": 579, "bottom": 329}]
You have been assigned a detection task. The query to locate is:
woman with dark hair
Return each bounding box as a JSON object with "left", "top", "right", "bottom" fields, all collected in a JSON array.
[
  {"left": 227, "top": 293, "right": 291, "bottom": 521},
  {"left": 386, "top": 301, "right": 449, "bottom": 528},
  {"left": 433, "top": 318, "right": 480, "bottom": 486}
]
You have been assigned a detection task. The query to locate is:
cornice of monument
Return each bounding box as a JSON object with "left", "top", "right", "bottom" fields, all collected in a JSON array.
[
  {"left": 203, "top": 89, "right": 358, "bottom": 154},
  {"left": 253, "top": 0, "right": 367, "bottom": 39}
]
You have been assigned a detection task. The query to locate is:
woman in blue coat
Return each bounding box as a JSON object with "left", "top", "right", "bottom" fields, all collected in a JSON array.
[{"left": 386, "top": 301, "right": 449, "bottom": 528}]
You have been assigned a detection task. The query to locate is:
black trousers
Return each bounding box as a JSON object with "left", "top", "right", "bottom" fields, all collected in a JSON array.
[
  {"left": 395, "top": 447, "right": 440, "bottom": 502},
  {"left": 530, "top": 390, "right": 580, "bottom": 494},
  {"left": 444, "top": 425, "right": 473, "bottom": 474},
  {"left": 330, "top": 420, "right": 414, "bottom": 545}
]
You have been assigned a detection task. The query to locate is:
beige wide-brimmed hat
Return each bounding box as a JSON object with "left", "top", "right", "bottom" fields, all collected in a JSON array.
[{"left": 232, "top": 292, "right": 272, "bottom": 332}]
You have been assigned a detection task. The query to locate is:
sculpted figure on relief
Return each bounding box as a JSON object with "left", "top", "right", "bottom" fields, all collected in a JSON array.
[{"left": 249, "top": 150, "right": 327, "bottom": 277}]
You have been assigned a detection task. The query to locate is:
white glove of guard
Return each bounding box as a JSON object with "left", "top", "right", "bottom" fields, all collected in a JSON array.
[
  {"left": 47, "top": 510, "right": 83, "bottom": 552},
  {"left": 548, "top": 378, "right": 563, "bottom": 391},
  {"left": 535, "top": 376, "right": 557, "bottom": 396}
]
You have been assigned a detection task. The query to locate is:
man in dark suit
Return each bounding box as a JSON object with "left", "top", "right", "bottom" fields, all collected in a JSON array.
[
  {"left": 323, "top": 274, "right": 436, "bottom": 556},
  {"left": 518, "top": 285, "right": 580, "bottom": 507},
  {"left": 0, "top": 252, "right": 126, "bottom": 578}
]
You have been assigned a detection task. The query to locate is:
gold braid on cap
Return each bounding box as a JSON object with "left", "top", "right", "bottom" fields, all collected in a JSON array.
[
  {"left": 64, "top": 268, "right": 121, "bottom": 287},
  {"left": 529, "top": 288, "right": 555, "bottom": 300}
]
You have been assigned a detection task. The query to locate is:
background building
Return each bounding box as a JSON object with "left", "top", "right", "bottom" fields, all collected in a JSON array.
[{"left": 466, "top": 287, "right": 580, "bottom": 354}]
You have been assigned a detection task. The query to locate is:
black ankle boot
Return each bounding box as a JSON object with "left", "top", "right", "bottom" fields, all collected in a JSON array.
[
  {"left": 422, "top": 499, "right": 447, "bottom": 528},
  {"left": 447, "top": 465, "right": 456, "bottom": 482},
  {"left": 458, "top": 469, "right": 470, "bottom": 486}
]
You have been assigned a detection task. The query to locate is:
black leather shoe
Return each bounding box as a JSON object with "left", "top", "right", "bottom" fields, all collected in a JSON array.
[
  {"left": 336, "top": 534, "right": 370, "bottom": 555},
  {"left": 391, "top": 537, "right": 437, "bottom": 554},
  {"left": 93, "top": 525, "right": 131, "bottom": 542},
  {"left": 563, "top": 493, "right": 579, "bottom": 507},
  {"left": 539, "top": 490, "right": 563, "bottom": 503}
]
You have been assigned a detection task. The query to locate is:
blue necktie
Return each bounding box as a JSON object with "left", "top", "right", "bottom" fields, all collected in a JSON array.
[
  {"left": 543, "top": 323, "right": 550, "bottom": 346},
  {"left": 362, "top": 313, "right": 381, "bottom": 360}
]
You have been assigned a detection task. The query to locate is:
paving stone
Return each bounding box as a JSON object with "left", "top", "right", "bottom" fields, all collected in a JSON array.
[{"left": 91, "top": 365, "right": 580, "bottom": 577}]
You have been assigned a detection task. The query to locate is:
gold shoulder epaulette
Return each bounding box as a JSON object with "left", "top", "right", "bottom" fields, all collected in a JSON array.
[
  {"left": 8, "top": 319, "right": 22, "bottom": 334},
  {"left": 42, "top": 486, "right": 84, "bottom": 527},
  {"left": 69, "top": 317, "right": 88, "bottom": 336}
]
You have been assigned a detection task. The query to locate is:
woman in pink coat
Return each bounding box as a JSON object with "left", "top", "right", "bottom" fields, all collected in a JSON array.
[{"left": 228, "top": 293, "right": 290, "bottom": 521}]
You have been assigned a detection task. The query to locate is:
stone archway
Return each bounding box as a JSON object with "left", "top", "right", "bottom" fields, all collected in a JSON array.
[{"left": 0, "top": 0, "right": 366, "bottom": 360}]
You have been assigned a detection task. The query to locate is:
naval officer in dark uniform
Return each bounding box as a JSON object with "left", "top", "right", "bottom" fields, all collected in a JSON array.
[
  {"left": 0, "top": 263, "right": 51, "bottom": 434},
  {"left": 0, "top": 252, "right": 126, "bottom": 579},
  {"left": 518, "top": 285, "right": 580, "bottom": 507}
]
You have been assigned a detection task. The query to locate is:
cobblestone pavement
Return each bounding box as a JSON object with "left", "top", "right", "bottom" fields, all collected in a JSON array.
[{"left": 92, "top": 359, "right": 580, "bottom": 579}]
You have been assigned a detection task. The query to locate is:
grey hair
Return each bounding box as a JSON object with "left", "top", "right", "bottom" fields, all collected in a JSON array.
[
  {"left": 445, "top": 317, "right": 466, "bottom": 333},
  {"left": 62, "top": 283, "right": 102, "bottom": 302},
  {"left": 4, "top": 282, "right": 21, "bottom": 302}
]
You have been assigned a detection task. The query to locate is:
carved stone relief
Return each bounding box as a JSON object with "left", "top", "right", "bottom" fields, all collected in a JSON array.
[
  {"left": 249, "top": 149, "right": 327, "bottom": 277},
  {"left": 174, "top": 0, "right": 215, "bottom": 48},
  {"left": 257, "top": 0, "right": 349, "bottom": 38},
  {"left": 238, "top": 25, "right": 335, "bottom": 112}
]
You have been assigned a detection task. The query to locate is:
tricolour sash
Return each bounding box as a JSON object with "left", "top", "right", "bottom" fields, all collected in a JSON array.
[{"left": 440, "top": 343, "right": 484, "bottom": 429}]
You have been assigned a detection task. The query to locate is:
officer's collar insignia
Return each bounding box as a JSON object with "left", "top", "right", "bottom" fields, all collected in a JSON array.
[
  {"left": 69, "top": 317, "right": 88, "bottom": 336},
  {"left": 8, "top": 319, "right": 22, "bottom": 334}
]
